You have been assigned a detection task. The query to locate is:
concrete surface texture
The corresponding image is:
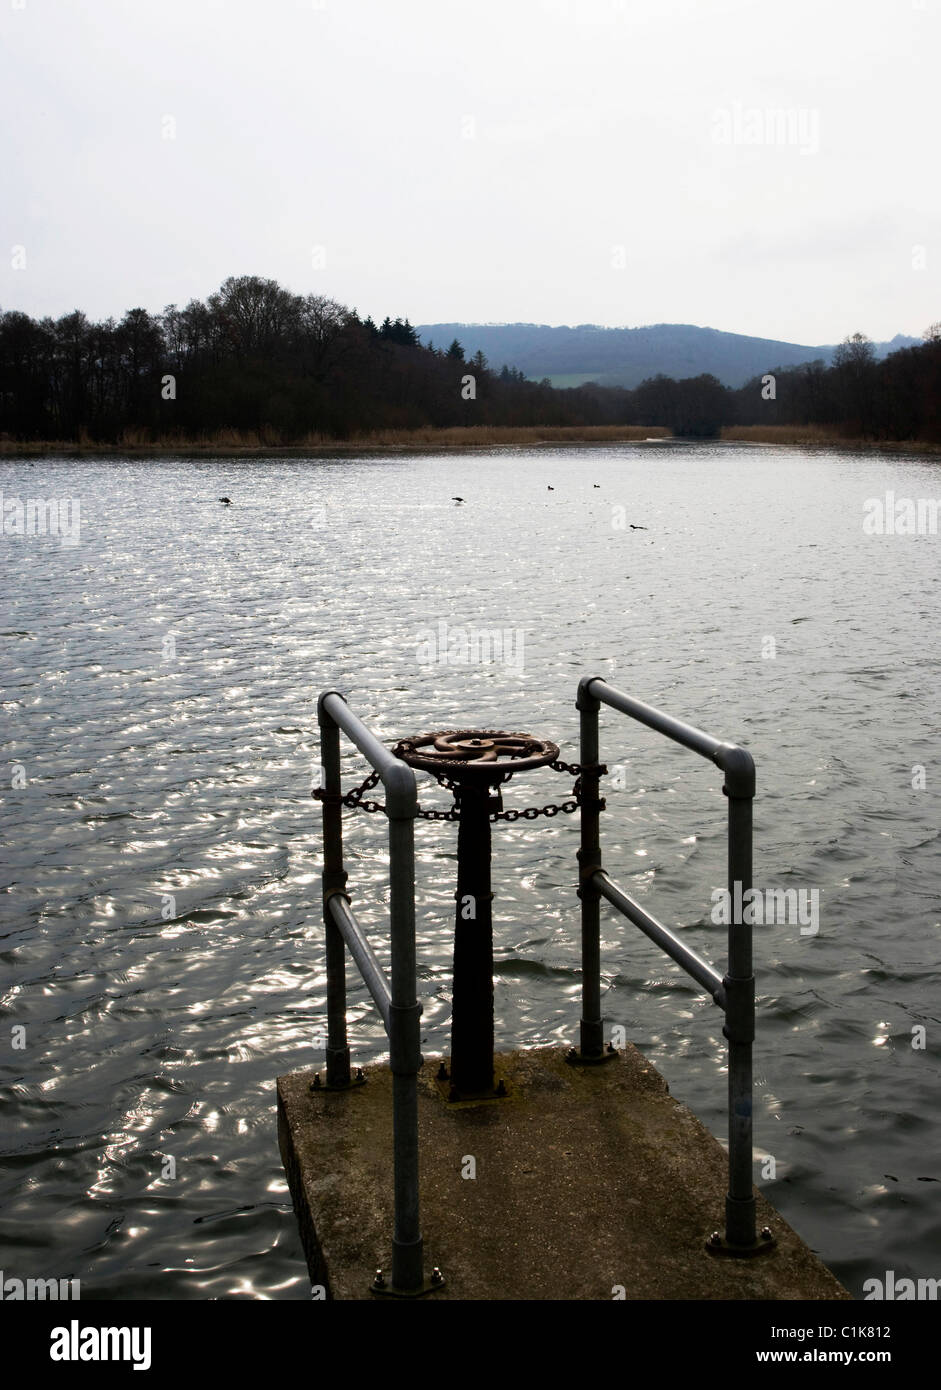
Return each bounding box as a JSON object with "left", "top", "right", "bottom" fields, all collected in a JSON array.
[{"left": 277, "top": 1044, "right": 851, "bottom": 1301}]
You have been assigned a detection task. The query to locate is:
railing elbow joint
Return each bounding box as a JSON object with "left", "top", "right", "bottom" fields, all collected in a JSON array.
[
  {"left": 318, "top": 688, "right": 346, "bottom": 728},
  {"left": 576, "top": 675, "right": 604, "bottom": 712},
  {"left": 716, "top": 743, "right": 755, "bottom": 799},
  {"left": 382, "top": 761, "right": 418, "bottom": 818}
]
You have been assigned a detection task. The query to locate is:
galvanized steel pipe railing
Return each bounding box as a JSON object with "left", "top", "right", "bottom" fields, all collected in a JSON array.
[
  {"left": 316, "top": 690, "right": 429, "bottom": 1294},
  {"left": 575, "top": 675, "right": 760, "bottom": 1253}
]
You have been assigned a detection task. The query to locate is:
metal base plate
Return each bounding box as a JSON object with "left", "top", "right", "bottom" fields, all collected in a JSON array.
[
  {"left": 434, "top": 1059, "right": 510, "bottom": 1103},
  {"left": 443, "top": 1080, "right": 510, "bottom": 1104},
  {"left": 565, "top": 1046, "right": 619, "bottom": 1066},
  {"left": 436, "top": 1067, "right": 511, "bottom": 1100},
  {"left": 705, "top": 1230, "right": 777, "bottom": 1258},
  {"left": 370, "top": 1274, "right": 446, "bottom": 1297},
  {"left": 309, "top": 1073, "right": 367, "bottom": 1094}
]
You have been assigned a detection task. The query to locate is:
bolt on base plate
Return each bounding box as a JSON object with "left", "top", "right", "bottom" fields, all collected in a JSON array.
[
  {"left": 370, "top": 1268, "right": 445, "bottom": 1297},
  {"left": 565, "top": 1044, "right": 619, "bottom": 1066},
  {"left": 433, "top": 1058, "right": 510, "bottom": 1103},
  {"left": 309, "top": 1069, "right": 367, "bottom": 1094},
  {"left": 705, "top": 1227, "right": 777, "bottom": 1257}
]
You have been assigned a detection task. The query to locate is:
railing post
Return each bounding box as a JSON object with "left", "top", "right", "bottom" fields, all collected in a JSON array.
[
  {"left": 576, "top": 676, "right": 604, "bottom": 1060},
  {"left": 318, "top": 694, "right": 351, "bottom": 1089},
  {"left": 720, "top": 746, "right": 757, "bottom": 1249},
  {"left": 386, "top": 768, "right": 424, "bottom": 1293}
]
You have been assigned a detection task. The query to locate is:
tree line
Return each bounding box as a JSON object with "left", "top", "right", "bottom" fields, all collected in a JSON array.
[
  {"left": 0, "top": 275, "right": 632, "bottom": 441},
  {"left": 0, "top": 275, "right": 938, "bottom": 443},
  {"left": 629, "top": 329, "right": 941, "bottom": 441},
  {"left": 731, "top": 329, "right": 941, "bottom": 441}
]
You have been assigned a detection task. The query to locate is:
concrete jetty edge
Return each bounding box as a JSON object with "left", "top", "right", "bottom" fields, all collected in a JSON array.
[{"left": 278, "top": 1043, "right": 851, "bottom": 1301}]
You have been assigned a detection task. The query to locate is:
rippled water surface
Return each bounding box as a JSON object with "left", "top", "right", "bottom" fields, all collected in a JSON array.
[{"left": 1, "top": 445, "right": 939, "bottom": 1299}]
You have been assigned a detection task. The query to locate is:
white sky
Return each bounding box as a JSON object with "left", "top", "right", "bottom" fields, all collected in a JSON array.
[{"left": 1, "top": 0, "right": 938, "bottom": 343}]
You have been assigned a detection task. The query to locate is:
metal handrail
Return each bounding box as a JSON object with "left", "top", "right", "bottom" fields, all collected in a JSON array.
[
  {"left": 314, "top": 678, "right": 760, "bottom": 1280},
  {"left": 592, "top": 870, "right": 727, "bottom": 1006},
  {"left": 575, "top": 675, "right": 759, "bottom": 1251},
  {"left": 326, "top": 892, "right": 393, "bottom": 1028},
  {"left": 316, "top": 690, "right": 428, "bottom": 1294}
]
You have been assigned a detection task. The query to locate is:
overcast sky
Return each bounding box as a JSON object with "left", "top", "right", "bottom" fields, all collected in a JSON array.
[{"left": 1, "top": 0, "right": 938, "bottom": 344}]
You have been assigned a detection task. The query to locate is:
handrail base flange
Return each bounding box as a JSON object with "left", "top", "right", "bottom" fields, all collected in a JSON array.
[
  {"left": 309, "top": 1072, "right": 367, "bottom": 1095},
  {"left": 705, "top": 1228, "right": 777, "bottom": 1258},
  {"left": 565, "top": 1045, "right": 619, "bottom": 1066},
  {"left": 370, "top": 1273, "right": 446, "bottom": 1297}
]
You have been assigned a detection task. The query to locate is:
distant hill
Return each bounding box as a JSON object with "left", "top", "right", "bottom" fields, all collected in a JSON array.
[{"left": 415, "top": 322, "right": 920, "bottom": 389}]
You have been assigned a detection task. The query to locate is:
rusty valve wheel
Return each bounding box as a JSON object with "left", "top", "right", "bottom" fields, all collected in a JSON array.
[{"left": 395, "top": 730, "right": 560, "bottom": 781}]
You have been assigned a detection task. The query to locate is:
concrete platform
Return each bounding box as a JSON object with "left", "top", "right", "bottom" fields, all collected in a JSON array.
[{"left": 277, "top": 1044, "right": 850, "bottom": 1301}]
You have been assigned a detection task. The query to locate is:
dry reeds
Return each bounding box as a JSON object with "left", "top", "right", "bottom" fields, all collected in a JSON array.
[{"left": 1, "top": 424, "right": 671, "bottom": 455}]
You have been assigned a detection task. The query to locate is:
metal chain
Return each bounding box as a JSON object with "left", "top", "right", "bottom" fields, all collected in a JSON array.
[
  {"left": 314, "top": 768, "right": 387, "bottom": 815},
  {"left": 312, "top": 759, "right": 606, "bottom": 822}
]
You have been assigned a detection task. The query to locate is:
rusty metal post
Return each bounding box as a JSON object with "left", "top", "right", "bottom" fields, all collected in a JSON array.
[
  {"left": 395, "top": 730, "right": 560, "bottom": 1101},
  {"left": 450, "top": 780, "right": 496, "bottom": 1095}
]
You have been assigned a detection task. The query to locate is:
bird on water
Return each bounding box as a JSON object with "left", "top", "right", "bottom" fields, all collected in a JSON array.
[{"left": 452, "top": 497, "right": 465, "bottom": 503}]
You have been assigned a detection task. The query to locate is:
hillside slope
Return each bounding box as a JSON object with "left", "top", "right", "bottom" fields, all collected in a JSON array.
[{"left": 415, "top": 322, "right": 918, "bottom": 389}]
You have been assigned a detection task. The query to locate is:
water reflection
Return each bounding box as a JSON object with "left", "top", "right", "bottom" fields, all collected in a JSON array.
[{"left": 1, "top": 445, "right": 939, "bottom": 1296}]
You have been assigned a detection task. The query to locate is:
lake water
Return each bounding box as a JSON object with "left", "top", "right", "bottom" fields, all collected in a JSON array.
[{"left": 1, "top": 443, "right": 939, "bottom": 1299}]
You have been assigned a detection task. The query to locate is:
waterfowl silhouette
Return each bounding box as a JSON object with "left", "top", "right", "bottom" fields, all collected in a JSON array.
[{"left": 219, "top": 497, "right": 231, "bottom": 505}]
